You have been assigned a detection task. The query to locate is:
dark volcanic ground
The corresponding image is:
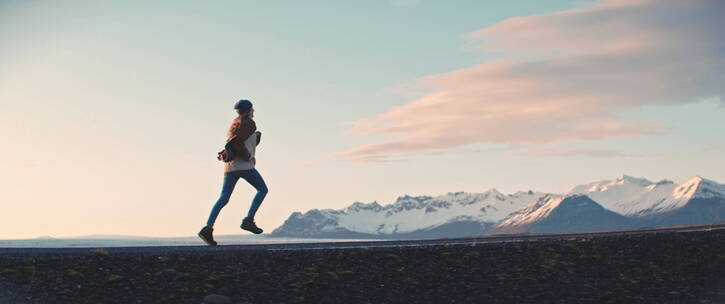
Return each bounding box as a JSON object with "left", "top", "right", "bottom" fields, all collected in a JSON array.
[{"left": 1, "top": 225, "right": 724, "bottom": 304}]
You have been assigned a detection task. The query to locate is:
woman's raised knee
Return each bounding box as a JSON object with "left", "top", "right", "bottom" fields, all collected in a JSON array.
[{"left": 258, "top": 185, "right": 268, "bottom": 195}]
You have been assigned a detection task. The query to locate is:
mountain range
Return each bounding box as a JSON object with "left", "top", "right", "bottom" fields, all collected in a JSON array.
[{"left": 270, "top": 175, "right": 725, "bottom": 239}]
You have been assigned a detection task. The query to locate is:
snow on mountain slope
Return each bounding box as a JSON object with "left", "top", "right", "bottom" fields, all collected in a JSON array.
[
  {"left": 566, "top": 175, "right": 725, "bottom": 217},
  {"left": 566, "top": 174, "right": 659, "bottom": 216},
  {"left": 290, "top": 190, "right": 550, "bottom": 235},
  {"left": 495, "top": 195, "right": 564, "bottom": 229},
  {"left": 675, "top": 176, "right": 725, "bottom": 200},
  {"left": 491, "top": 175, "right": 725, "bottom": 232},
  {"left": 493, "top": 195, "right": 640, "bottom": 234}
]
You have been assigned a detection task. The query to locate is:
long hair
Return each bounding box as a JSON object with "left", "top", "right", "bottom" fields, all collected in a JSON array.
[{"left": 228, "top": 110, "right": 251, "bottom": 139}]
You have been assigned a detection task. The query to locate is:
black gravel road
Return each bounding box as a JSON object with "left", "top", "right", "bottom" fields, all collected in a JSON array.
[{"left": 1, "top": 224, "right": 724, "bottom": 304}]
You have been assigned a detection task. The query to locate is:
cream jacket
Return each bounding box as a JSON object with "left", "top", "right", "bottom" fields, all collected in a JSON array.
[{"left": 224, "top": 131, "right": 260, "bottom": 172}]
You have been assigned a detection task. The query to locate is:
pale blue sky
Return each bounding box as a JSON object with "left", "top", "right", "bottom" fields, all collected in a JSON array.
[{"left": 1, "top": 0, "right": 722, "bottom": 239}]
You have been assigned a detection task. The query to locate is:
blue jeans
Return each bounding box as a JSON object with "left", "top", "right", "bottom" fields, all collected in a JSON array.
[{"left": 206, "top": 168, "right": 268, "bottom": 227}]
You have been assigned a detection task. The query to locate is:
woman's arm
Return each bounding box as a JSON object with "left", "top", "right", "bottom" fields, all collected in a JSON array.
[
  {"left": 235, "top": 119, "right": 257, "bottom": 140},
  {"left": 233, "top": 120, "right": 257, "bottom": 161}
]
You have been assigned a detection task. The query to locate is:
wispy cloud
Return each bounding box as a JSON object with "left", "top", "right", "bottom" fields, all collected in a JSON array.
[
  {"left": 515, "top": 149, "right": 641, "bottom": 158},
  {"left": 337, "top": 0, "right": 725, "bottom": 163},
  {"left": 700, "top": 145, "right": 725, "bottom": 153}
]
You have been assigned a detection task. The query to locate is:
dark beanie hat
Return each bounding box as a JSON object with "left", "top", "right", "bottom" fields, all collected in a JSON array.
[{"left": 234, "top": 99, "right": 253, "bottom": 113}]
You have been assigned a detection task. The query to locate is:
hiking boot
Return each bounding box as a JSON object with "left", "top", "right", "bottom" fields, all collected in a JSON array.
[
  {"left": 241, "top": 217, "right": 263, "bottom": 234},
  {"left": 198, "top": 226, "right": 217, "bottom": 246}
]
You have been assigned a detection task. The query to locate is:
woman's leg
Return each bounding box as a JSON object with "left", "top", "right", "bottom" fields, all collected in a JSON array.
[
  {"left": 205, "top": 172, "right": 241, "bottom": 227},
  {"left": 239, "top": 168, "right": 269, "bottom": 219}
]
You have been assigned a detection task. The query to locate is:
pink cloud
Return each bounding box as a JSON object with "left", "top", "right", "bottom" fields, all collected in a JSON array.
[
  {"left": 337, "top": 0, "right": 725, "bottom": 163},
  {"left": 515, "top": 148, "right": 641, "bottom": 158}
]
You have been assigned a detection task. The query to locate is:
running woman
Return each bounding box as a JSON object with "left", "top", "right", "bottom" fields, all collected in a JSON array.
[{"left": 198, "top": 99, "right": 268, "bottom": 246}]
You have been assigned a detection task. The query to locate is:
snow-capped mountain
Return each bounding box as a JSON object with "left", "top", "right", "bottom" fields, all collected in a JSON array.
[
  {"left": 493, "top": 175, "right": 725, "bottom": 234},
  {"left": 271, "top": 175, "right": 725, "bottom": 239},
  {"left": 565, "top": 175, "right": 721, "bottom": 217},
  {"left": 271, "top": 189, "right": 549, "bottom": 238},
  {"left": 492, "top": 195, "right": 639, "bottom": 234},
  {"left": 646, "top": 177, "right": 725, "bottom": 227}
]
